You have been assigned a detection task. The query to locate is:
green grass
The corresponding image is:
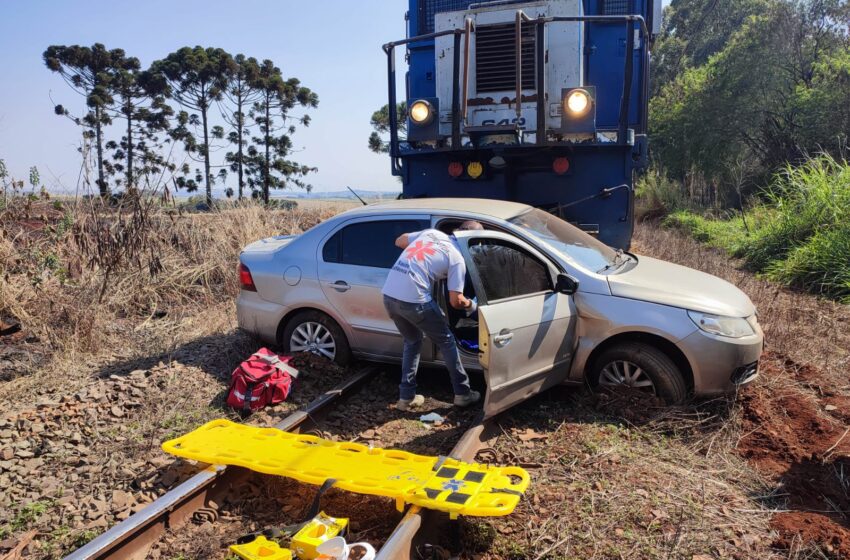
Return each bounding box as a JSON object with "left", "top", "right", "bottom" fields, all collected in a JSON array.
[
  {"left": 663, "top": 210, "right": 749, "bottom": 252},
  {"left": 11, "top": 500, "right": 52, "bottom": 531},
  {"left": 663, "top": 155, "right": 850, "bottom": 302}
]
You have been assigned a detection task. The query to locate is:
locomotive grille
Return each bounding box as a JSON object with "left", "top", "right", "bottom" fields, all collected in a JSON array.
[
  {"left": 475, "top": 23, "right": 536, "bottom": 93},
  {"left": 602, "top": 0, "right": 632, "bottom": 15},
  {"left": 418, "top": 0, "right": 525, "bottom": 34}
]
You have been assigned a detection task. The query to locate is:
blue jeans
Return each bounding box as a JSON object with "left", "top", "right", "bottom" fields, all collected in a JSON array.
[{"left": 383, "top": 295, "right": 471, "bottom": 400}]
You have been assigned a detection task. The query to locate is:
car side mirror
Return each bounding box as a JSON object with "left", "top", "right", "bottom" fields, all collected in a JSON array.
[{"left": 555, "top": 273, "right": 579, "bottom": 295}]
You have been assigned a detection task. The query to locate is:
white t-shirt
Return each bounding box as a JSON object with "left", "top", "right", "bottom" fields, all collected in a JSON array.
[{"left": 382, "top": 229, "right": 466, "bottom": 303}]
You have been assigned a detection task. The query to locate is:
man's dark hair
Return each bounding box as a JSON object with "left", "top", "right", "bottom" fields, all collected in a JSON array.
[{"left": 455, "top": 220, "right": 484, "bottom": 232}]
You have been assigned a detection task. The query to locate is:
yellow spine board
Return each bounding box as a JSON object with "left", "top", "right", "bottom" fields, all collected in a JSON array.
[{"left": 162, "top": 419, "right": 529, "bottom": 518}]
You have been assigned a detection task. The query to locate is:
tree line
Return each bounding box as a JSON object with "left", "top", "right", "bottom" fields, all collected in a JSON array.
[
  {"left": 44, "top": 44, "right": 318, "bottom": 204},
  {"left": 649, "top": 0, "right": 850, "bottom": 205}
]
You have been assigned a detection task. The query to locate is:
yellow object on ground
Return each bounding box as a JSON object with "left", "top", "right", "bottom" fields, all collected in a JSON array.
[
  {"left": 162, "top": 419, "right": 529, "bottom": 518},
  {"left": 229, "top": 535, "right": 292, "bottom": 560},
  {"left": 291, "top": 512, "right": 348, "bottom": 559}
]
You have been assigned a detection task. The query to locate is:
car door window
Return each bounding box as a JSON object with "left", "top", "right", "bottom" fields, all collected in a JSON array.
[
  {"left": 323, "top": 219, "right": 430, "bottom": 268},
  {"left": 469, "top": 239, "right": 552, "bottom": 301}
]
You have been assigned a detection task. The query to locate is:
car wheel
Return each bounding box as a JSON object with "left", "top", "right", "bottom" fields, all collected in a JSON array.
[
  {"left": 590, "top": 342, "right": 687, "bottom": 404},
  {"left": 281, "top": 311, "right": 351, "bottom": 366}
]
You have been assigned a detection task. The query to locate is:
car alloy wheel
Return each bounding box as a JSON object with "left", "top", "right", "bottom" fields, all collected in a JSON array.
[
  {"left": 289, "top": 321, "right": 336, "bottom": 360},
  {"left": 598, "top": 359, "right": 657, "bottom": 394}
]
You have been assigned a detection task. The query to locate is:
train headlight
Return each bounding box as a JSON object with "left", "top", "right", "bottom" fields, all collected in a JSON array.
[
  {"left": 407, "top": 98, "right": 439, "bottom": 142},
  {"left": 565, "top": 89, "right": 590, "bottom": 116},
  {"left": 559, "top": 87, "right": 597, "bottom": 134},
  {"left": 409, "top": 100, "right": 433, "bottom": 125}
]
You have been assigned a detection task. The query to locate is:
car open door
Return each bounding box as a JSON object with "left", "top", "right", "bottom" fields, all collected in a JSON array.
[{"left": 454, "top": 231, "right": 578, "bottom": 416}]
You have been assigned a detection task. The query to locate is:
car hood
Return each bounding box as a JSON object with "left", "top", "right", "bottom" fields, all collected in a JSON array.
[
  {"left": 242, "top": 234, "right": 299, "bottom": 254},
  {"left": 607, "top": 256, "right": 756, "bottom": 317}
]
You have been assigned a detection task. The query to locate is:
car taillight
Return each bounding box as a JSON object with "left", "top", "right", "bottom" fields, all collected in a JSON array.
[{"left": 239, "top": 263, "right": 257, "bottom": 292}]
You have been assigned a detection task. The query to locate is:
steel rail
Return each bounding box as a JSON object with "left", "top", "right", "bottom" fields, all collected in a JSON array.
[
  {"left": 63, "top": 366, "right": 379, "bottom": 560},
  {"left": 376, "top": 417, "right": 503, "bottom": 559}
]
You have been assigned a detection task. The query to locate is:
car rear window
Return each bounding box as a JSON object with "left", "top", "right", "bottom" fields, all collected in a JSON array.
[{"left": 323, "top": 219, "right": 430, "bottom": 269}]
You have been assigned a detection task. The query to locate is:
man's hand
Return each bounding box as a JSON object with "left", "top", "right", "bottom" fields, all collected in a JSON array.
[
  {"left": 449, "top": 291, "right": 472, "bottom": 310},
  {"left": 395, "top": 233, "right": 411, "bottom": 249}
]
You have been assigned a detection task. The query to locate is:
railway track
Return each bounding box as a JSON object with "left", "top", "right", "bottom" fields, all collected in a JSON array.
[{"left": 63, "top": 365, "right": 501, "bottom": 560}]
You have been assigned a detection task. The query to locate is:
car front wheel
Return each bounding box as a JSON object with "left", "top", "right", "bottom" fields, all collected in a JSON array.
[
  {"left": 281, "top": 311, "right": 351, "bottom": 366},
  {"left": 590, "top": 342, "right": 688, "bottom": 404}
]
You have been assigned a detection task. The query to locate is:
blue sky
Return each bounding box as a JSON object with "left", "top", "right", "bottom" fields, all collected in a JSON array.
[{"left": 0, "top": 0, "right": 408, "bottom": 194}]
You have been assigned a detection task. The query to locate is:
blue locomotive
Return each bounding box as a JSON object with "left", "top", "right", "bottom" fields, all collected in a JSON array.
[{"left": 382, "top": 0, "right": 661, "bottom": 249}]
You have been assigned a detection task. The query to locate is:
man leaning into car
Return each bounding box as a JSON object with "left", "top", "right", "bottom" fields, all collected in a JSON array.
[{"left": 382, "top": 221, "right": 484, "bottom": 411}]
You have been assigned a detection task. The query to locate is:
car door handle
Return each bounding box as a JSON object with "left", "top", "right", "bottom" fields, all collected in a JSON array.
[
  {"left": 494, "top": 330, "right": 513, "bottom": 347},
  {"left": 328, "top": 280, "right": 350, "bottom": 292}
]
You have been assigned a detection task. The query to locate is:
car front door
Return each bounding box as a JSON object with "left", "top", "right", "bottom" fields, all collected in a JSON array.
[
  {"left": 454, "top": 231, "right": 578, "bottom": 416},
  {"left": 317, "top": 216, "right": 430, "bottom": 358}
]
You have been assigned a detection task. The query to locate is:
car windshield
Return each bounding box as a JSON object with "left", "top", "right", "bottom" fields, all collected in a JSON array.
[{"left": 508, "top": 208, "right": 623, "bottom": 273}]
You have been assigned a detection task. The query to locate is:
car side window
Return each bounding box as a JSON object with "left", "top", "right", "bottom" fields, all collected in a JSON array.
[
  {"left": 323, "top": 219, "right": 430, "bottom": 268},
  {"left": 468, "top": 239, "right": 552, "bottom": 301}
]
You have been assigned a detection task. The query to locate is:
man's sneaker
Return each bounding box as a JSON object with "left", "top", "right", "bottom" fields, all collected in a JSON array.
[
  {"left": 454, "top": 390, "right": 481, "bottom": 408},
  {"left": 397, "top": 394, "right": 425, "bottom": 411}
]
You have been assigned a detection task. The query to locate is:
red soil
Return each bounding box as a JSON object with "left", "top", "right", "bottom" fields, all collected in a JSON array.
[{"left": 737, "top": 351, "right": 850, "bottom": 557}]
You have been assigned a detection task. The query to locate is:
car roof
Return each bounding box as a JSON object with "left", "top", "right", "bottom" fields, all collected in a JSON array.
[{"left": 339, "top": 198, "right": 532, "bottom": 220}]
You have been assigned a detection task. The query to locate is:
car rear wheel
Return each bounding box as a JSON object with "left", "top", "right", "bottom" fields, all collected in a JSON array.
[
  {"left": 590, "top": 342, "right": 687, "bottom": 404},
  {"left": 281, "top": 311, "right": 351, "bottom": 366}
]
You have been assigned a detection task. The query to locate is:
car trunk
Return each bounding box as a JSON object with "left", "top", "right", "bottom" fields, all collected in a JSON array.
[{"left": 241, "top": 234, "right": 300, "bottom": 254}]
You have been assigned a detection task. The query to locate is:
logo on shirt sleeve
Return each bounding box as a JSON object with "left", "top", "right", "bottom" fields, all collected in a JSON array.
[{"left": 404, "top": 240, "right": 436, "bottom": 262}]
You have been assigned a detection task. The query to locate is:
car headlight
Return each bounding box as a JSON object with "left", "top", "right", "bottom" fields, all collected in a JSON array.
[
  {"left": 409, "top": 100, "right": 433, "bottom": 125},
  {"left": 688, "top": 311, "right": 755, "bottom": 338},
  {"left": 565, "top": 89, "right": 590, "bottom": 115}
]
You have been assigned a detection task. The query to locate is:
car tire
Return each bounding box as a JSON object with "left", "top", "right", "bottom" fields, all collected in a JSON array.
[
  {"left": 281, "top": 310, "right": 352, "bottom": 367},
  {"left": 590, "top": 342, "right": 688, "bottom": 404}
]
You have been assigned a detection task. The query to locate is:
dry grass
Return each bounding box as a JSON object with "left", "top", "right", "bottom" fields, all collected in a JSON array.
[
  {"left": 0, "top": 198, "right": 351, "bottom": 410},
  {"left": 470, "top": 394, "right": 780, "bottom": 559}
]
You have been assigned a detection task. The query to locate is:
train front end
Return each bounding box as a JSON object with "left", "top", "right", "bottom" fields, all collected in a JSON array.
[{"left": 383, "top": 0, "right": 661, "bottom": 249}]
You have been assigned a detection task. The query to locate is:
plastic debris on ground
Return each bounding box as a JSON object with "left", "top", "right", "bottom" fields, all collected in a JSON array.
[
  {"left": 419, "top": 412, "right": 445, "bottom": 425},
  {"left": 316, "top": 536, "right": 376, "bottom": 560},
  {"left": 229, "top": 534, "right": 292, "bottom": 560},
  {"left": 291, "top": 512, "right": 348, "bottom": 559}
]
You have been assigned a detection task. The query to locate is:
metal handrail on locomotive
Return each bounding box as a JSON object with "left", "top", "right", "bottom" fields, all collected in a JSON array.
[{"left": 382, "top": 0, "right": 662, "bottom": 249}]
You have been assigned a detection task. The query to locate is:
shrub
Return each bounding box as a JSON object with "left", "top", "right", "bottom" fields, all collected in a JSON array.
[
  {"left": 766, "top": 222, "right": 850, "bottom": 302},
  {"left": 665, "top": 155, "right": 850, "bottom": 302},
  {"left": 739, "top": 155, "right": 850, "bottom": 271},
  {"left": 635, "top": 168, "right": 686, "bottom": 219}
]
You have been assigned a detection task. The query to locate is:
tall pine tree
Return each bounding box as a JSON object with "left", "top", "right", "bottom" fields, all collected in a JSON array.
[
  {"left": 222, "top": 55, "right": 261, "bottom": 199},
  {"left": 44, "top": 44, "right": 116, "bottom": 197},
  {"left": 107, "top": 52, "right": 174, "bottom": 192},
  {"left": 150, "top": 47, "right": 234, "bottom": 205},
  {"left": 246, "top": 60, "right": 318, "bottom": 203}
]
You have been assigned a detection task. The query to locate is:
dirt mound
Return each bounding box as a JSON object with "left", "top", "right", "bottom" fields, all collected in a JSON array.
[{"left": 738, "top": 352, "right": 850, "bottom": 557}]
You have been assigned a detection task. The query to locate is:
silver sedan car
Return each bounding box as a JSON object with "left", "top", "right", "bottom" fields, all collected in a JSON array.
[{"left": 237, "top": 199, "right": 763, "bottom": 416}]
